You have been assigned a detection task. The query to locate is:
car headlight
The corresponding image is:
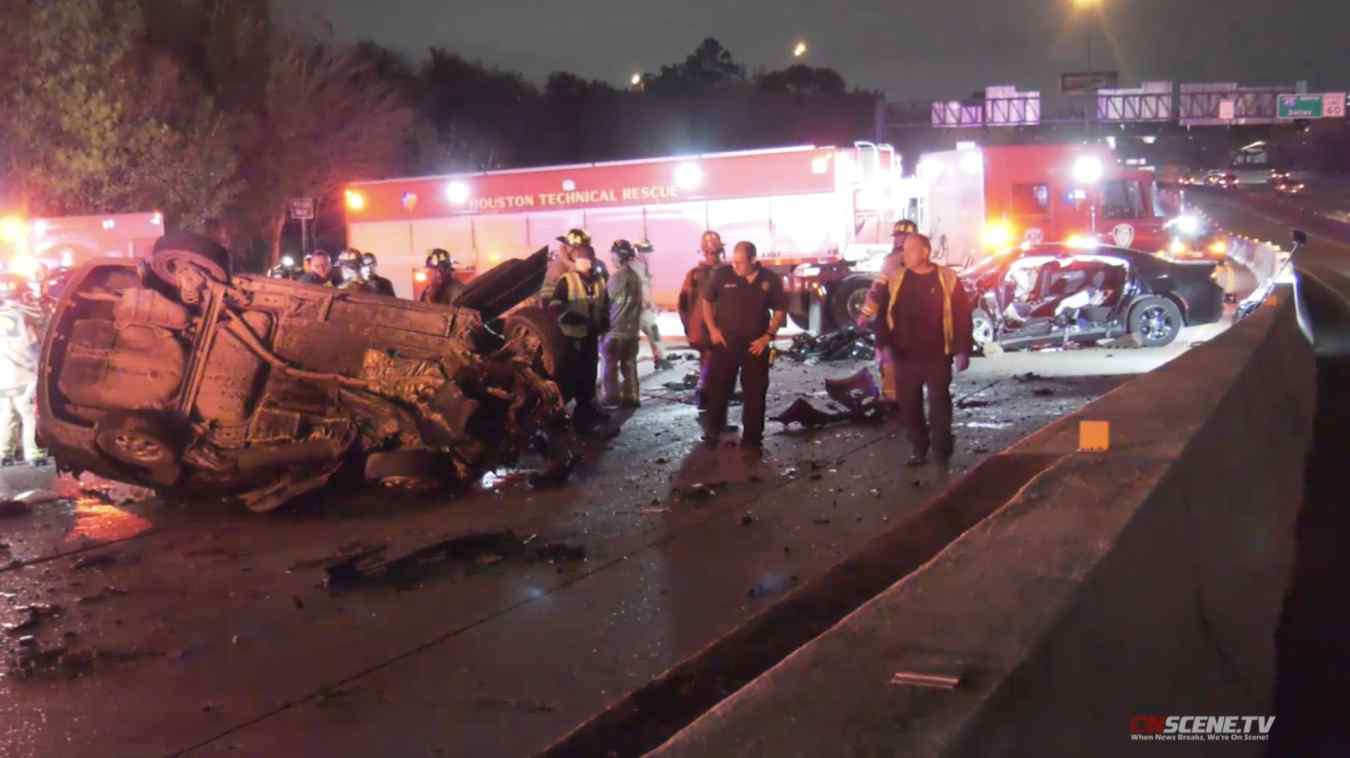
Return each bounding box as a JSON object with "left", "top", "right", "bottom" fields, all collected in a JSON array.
[
  {"left": 981, "top": 221, "right": 1014, "bottom": 250},
  {"left": 793, "top": 264, "right": 822, "bottom": 277}
]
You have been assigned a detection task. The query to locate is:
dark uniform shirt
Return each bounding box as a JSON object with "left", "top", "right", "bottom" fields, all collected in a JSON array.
[
  {"left": 701, "top": 265, "right": 787, "bottom": 344},
  {"left": 679, "top": 262, "right": 724, "bottom": 347},
  {"left": 298, "top": 272, "right": 333, "bottom": 287},
  {"left": 420, "top": 278, "right": 466, "bottom": 306}
]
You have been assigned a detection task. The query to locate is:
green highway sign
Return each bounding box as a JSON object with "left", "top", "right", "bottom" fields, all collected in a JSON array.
[{"left": 1278, "top": 93, "right": 1346, "bottom": 119}]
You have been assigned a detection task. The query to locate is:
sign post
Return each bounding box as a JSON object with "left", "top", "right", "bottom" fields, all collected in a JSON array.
[{"left": 288, "top": 198, "right": 316, "bottom": 255}]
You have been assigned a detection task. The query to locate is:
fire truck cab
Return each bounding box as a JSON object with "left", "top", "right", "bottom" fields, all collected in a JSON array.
[{"left": 0, "top": 211, "right": 164, "bottom": 283}]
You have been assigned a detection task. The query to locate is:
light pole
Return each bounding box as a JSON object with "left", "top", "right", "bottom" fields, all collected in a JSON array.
[{"left": 1073, "top": 0, "right": 1100, "bottom": 71}]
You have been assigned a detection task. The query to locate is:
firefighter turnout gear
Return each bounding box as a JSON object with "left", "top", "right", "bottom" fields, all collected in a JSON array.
[
  {"left": 601, "top": 256, "right": 644, "bottom": 407},
  {"left": 550, "top": 268, "right": 610, "bottom": 422}
]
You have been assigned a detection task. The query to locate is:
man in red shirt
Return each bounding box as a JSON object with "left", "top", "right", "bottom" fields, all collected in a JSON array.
[{"left": 874, "top": 234, "right": 975, "bottom": 466}]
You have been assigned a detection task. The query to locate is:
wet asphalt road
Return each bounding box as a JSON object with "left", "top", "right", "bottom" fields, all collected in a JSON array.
[{"left": 0, "top": 330, "right": 1227, "bottom": 757}]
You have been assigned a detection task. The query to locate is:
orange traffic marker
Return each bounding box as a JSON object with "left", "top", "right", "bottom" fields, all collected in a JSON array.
[{"left": 1079, "top": 420, "right": 1110, "bottom": 452}]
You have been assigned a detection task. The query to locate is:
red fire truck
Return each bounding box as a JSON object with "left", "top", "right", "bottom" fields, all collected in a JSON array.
[
  {"left": 343, "top": 142, "right": 1188, "bottom": 334},
  {"left": 343, "top": 143, "right": 913, "bottom": 331}
]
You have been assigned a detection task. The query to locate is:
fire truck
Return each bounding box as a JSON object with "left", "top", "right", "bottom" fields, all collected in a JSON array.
[
  {"left": 343, "top": 143, "right": 914, "bottom": 331},
  {"left": 0, "top": 211, "right": 164, "bottom": 279},
  {"left": 343, "top": 142, "right": 1188, "bottom": 334}
]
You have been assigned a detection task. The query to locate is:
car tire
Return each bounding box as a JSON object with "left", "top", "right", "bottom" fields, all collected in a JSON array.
[
  {"left": 971, "top": 309, "right": 995, "bottom": 354},
  {"left": 503, "top": 306, "right": 567, "bottom": 380},
  {"left": 788, "top": 310, "right": 811, "bottom": 331},
  {"left": 94, "top": 413, "right": 181, "bottom": 468},
  {"left": 1128, "top": 297, "right": 1183, "bottom": 347},
  {"left": 829, "top": 276, "right": 874, "bottom": 330},
  {"left": 148, "top": 231, "right": 231, "bottom": 284},
  {"left": 364, "top": 450, "right": 450, "bottom": 490}
]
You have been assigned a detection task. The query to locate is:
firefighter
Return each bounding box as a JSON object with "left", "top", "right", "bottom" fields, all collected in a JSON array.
[
  {"left": 600, "top": 240, "right": 643, "bottom": 408},
  {"left": 874, "top": 233, "right": 974, "bottom": 467},
  {"left": 0, "top": 300, "right": 41, "bottom": 466},
  {"left": 549, "top": 244, "right": 609, "bottom": 426},
  {"left": 678, "top": 231, "right": 726, "bottom": 410},
  {"left": 700, "top": 241, "right": 787, "bottom": 455},
  {"left": 858, "top": 219, "right": 920, "bottom": 406},
  {"left": 335, "top": 249, "right": 369, "bottom": 291},
  {"left": 420, "top": 249, "right": 466, "bottom": 305},
  {"left": 541, "top": 228, "right": 591, "bottom": 306},
  {"left": 268, "top": 255, "right": 300, "bottom": 279},
  {"left": 298, "top": 251, "right": 334, "bottom": 286},
  {"left": 360, "top": 252, "right": 397, "bottom": 297},
  {"left": 633, "top": 240, "right": 671, "bottom": 370}
]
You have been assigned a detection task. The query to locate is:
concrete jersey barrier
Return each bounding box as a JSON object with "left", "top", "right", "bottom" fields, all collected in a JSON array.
[{"left": 649, "top": 293, "right": 1315, "bottom": 758}]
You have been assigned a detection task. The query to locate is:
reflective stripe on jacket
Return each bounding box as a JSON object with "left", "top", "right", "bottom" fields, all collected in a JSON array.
[
  {"left": 556, "top": 272, "right": 607, "bottom": 338},
  {"left": 886, "top": 267, "right": 958, "bottom": 355}
]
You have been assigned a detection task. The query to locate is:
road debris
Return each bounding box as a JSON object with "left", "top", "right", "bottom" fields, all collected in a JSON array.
[
  {"left": 1032, "top": 388, "right": 1055, "bottom": 397},
  {"left": 0, "top": 500, "right": 31, "bottom": 518},
  {"left": 76, "top": 587, "right": 129, "bottom": 606},
  {"left": 955, "top": 398, "right": 991, "bottom": 409},
  {"left": 783, "top": 327, "right": 876, "bottom": 363},
  {"left": 740, "top": 513, "right": 756, "bottom": 526},
  {"left": 774, "top": 368, "right": 883, "bottom": 429},
  {"left": 662, "top": 371, "right": 700, "bottom": 391},
  {"left": 747, "top": 575, "right": 799, "bottom": 599},
  {"left": 1013, "top": 372, "right": 1044, "bottom": 383},
  {"left": 323, "top": 531, "right": 586, "bottom": 590},
  {"left": 812, "top": 518, "right": 832, "bottom": 526},
  {"left": 73, "top": 553, "right": 119, "bottom": 571},
  {"left": 4, "top": 604, "right": 63, "bottom": 636}
]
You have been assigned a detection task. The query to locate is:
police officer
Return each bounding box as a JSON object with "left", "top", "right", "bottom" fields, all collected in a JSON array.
[
  {"left": 361, "top": 252, "right": 397, "bottom": 297},
  {"left": 679, "top": 231, "right": 726, "bottom": 409},
  {"left": 541, "top": 228, "right": 591, "bottom": 306},
  {"left": 600, "top": 240, "right": 644, "bottom": 408},
  {"left": 859, "top": 219, "right": 920, "bottom": 406},
  {"left": 549, "top": 244, "right": 609, "bottom": 426},
  {"left": 298, "top": 250, "right": 334, "bottom": 286},
  {"left": 419, "top": 249, "right": 466, "bottom": 305},
  {"left": 874, "top": 233, "right": 974, "bottom": 466},
  {"left": 700, "top": 241, "right": 787, "bottom": 454},
  {"left": 633, "top": 240, "right": 671, "bottom": 370}
]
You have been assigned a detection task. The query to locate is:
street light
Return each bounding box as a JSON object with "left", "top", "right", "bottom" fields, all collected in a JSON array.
[
  {"left": 630, "top": 73, "right": 642, "bottom": 87},
  {"left": 793, "top": 41, "right": 807, "bottom": 58}
]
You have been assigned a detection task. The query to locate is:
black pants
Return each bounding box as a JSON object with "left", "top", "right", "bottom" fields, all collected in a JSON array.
[
  {"left": 894, "top": 355, "right": 954, "bottom": 458},
  {"left": 703, "top": 341, "right": 770, "bottom": 445},
  {"left": 564, "top": 334, "right": 600, "bottom": 414}
]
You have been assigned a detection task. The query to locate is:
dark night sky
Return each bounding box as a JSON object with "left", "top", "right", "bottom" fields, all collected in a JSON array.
[{"left": 288, "top": 0, "right": 1349, "bottom": 100}]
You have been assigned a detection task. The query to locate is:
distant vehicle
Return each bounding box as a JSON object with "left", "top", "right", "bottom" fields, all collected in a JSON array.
[
  {"left": 1160, "top": 213, "right": 1229, "bottom": 262},
  {"left": 960, "top": 243, "right": 1225, "bottom": 352},
  {"left": 1218, "top": 173, "right": 1240, "bottom": 190},
  {"left": 1273, "top": 177, "right": 1307, "bottom": 196},
  {"left": 37, "top": 234, "right": 572, "bottom": 512}
]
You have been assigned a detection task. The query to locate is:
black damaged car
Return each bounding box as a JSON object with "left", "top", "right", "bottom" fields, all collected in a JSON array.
[{"left": 961, "top": 243, "right": 1225, "bottom": 352}]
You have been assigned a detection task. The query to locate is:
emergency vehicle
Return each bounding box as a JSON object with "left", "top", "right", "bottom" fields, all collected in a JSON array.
[
  {"left": 0, "top": 211, "right": 164, "bottom": 279},
  {"left": 343, "top": 143, "right": 913, "bottom": 331},
  {"left": 343, "top": 142, "right": 1191, "bottom": 334}
]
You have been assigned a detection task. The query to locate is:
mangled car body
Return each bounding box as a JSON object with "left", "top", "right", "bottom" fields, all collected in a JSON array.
[
  {"left": 36, "top": 234, "right": 569, "bottom": 512},
  {"left": 961, "top": 243, "right": 1224, "bottom": 351}
]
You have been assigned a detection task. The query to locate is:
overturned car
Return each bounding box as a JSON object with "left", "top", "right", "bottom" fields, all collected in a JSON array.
[
  {"left": 962, "top": 243, "right": 1225, "bottom": 351},
  {"left": 36, "top": 234, "right": 570, "bottom": 512}
]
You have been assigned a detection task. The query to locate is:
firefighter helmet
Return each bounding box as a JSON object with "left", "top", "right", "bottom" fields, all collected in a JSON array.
[
  {"left": 336, "top": 249, "right": 362, "bottom": 267},
  {"left": 634, "top": 239, "right": 654, "bottom": 254},
  {"left": 893, "top": 219, "right": 919, "bottom": 236},
  {"left": 556, "top": 228, "right": 591, "bottom": 248},
  {"left": 426, "top": 248, "right": 453, "bottom": 270},
  {"left": 610, "top": 239, "right": 636, "bottom": 261}
]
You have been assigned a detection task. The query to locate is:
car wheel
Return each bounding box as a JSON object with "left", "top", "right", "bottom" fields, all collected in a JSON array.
[
  {"left": 788, "top": 310, "right": 811, "bottom": 331},
  {"left": 971, "top": 309, "right": 995, "bottom": 351},
  {"left": 1129, "top": 298, "right": 1183, "bottom": 347},
  {"left": 503, "top": 306, "right": 567, "bottom": 380},
  {"left": 364, "top": 450, "right": 450, "bottom": 490},
  {"left": 150, "top": 249, "right": 230, "bottom": 285},
  {"left": 94, "top": 413, "right": 181, "bottom": 468},
  {"left": 829, "top": 276, "right": 873, "bottom": 330}
]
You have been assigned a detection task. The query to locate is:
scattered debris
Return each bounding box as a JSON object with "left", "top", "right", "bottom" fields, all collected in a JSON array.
[
  {"left": 784, "top": 327, "right": 876, "bottom": 363},
  {"left": 292, "top": 595, "right": 305, "bottom": 610},
  {"left": 740, "top": 513, "right": 756, "bottom": 526},
  {"left": 747, "top": 575, "right": 800, "bottom": 599},
  {"left": 772, "top": 398, "right": 851, "bottom": 429},
  {"left": 962, "top": 421, "right": 1011, "bottom": 430},
  {"left": 1032, "top": 388, "right": 1055, "bottom": 397},
  {"left": 809, "top": 473, "right": 823, "bottom": 481},
  {"left": 76, "top": 587, "right": 129, "bottom": 606},
  {"left": 774, "top": 368, "right": 883, "bottom": 429},
  {"left": 1013, "top": 372, "right": 1044, "bottom": 383},
  {"left": 870, "top": 488, "right": 882, "bottom": 498},
  {"left": 955, "top": 398, "right": 991, "bottom": 409},
  {"left": 4, "top": 604, "right": 63, "bottom": 637},
  {"left": 638, "top": 507, "right": 670, "bottom": 515},
  {"left": 662, "top": 371, "right": 700, "bottom": 391},
  {"left": 674, "top": 483, "right": 721, "bottom": 502},
  {"left": 0, "top": 500, "right": 31, "bottom": 518},
  {"left": 323, "top": 531, "right": 586, "bottom": 590},
  {"left": 73, "top": 553, "right": 118, "bottom": 571},
  {"left": 653, "top": 458, "right": 669, "bottom": 465},
  {"left": 812, "top": 518, "right": 832, "bottom": 526}
]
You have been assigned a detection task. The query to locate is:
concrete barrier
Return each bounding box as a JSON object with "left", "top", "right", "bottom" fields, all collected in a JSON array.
[{"left": 649, "top": 294, "right": 1315, "bottom": 758}]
